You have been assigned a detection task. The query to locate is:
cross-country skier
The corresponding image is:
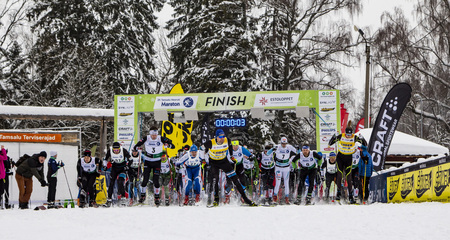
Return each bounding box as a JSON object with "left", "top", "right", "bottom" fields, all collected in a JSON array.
[
  {"left": 104, "top": 142, "right": 131, "bottom": 206},
  {"left": 321, "top": 152, "right": 338, "bottom": 202},
  {"left": 203, "top": 129, "right": 256, "bottom": 207},
  {"left": 243, "top": 149, "right": 259, "bottom": 200},
  {"left": 176, "top": 145, "right": 203, "bottom": 205},
  {"left": 292, "top": 144, "right": 322, "bottom": 205},
  {"left": 134, "top": 126, "right": 175, "bottom": 206},
  {"left": 272, "top": 137, "right": 297, "bottom": 205},
  {"left": 77, "top": 149, "right": 102, "bottom": 208},
  {"left": 257, "top": 145, "right": 276, "bottom": 205},
  {"left": 350, "top": 147, "right": 362, "bottom": 200},
  {"left": 328, "top": 124, "right": 367, "bottom": 204},
  {"left": 128, "top": 149, "right": 141, "bottom": 205},
  {"left": 160, "top": 151, "right": 174, "bottom": 206},
  {"left": 223, "top": 140, "right": 254, "bottom": 204}
]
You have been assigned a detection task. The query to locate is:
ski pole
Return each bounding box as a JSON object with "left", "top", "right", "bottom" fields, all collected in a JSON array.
[
  {"left": 363, "top": 163, "right": 367, "bottom": 204},
  {"left": 62, "top": 166, "right": 75, "bottom": 207}
]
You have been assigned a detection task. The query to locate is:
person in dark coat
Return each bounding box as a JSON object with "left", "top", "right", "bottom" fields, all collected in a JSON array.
[
  {"left": 47, "top": 151, "right": 64, "bottom": 208},
  {"left": 358, "top": 145, "right": 374, "bottom": 203},
  {"left": 15, "top": 151, "right": 48, "bottom": 209}
]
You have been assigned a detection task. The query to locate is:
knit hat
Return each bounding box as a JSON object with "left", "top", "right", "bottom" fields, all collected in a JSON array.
[
  {"left": 215, "top": 129, "right": 225, "bottom": 137},
  {"left": 39, "top": 151, "right": 47, "bottom": 158},
  {"left": 50, "top": 151, "right": 57, "bottom": 157}
]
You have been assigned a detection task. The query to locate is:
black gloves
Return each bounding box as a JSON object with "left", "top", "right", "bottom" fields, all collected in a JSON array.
[{"left": 40, "top": 179, "right": 48, "bottom": 187}]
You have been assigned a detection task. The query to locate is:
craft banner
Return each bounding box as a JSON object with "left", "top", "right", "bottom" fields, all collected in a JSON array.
[{"left": 368, "top": 83, "right": 412, "bottom": 171}]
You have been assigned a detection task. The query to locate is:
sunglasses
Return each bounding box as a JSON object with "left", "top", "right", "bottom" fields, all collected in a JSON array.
[{"left": 217, "top": 135, "right": 225, "bottom": 139}]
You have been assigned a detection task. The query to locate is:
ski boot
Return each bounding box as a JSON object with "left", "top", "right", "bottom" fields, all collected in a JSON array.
[
  {"left": 294, "top": 197, "right": 302, "bottom": 205},
  {"left": 248, "top": 201, "right": 258, "bottom": 207},
  {"left": 105, "top": 199, "right": 112, "bottom": 207},
  {"left": 89, "top": 201, "right": 98, "bottom": 208},
  {"left": 5, "top": 203, "right": 12, "bottom": 209},
  {"left": 47, "top": 202, "right": 56, "bottom": 209},
  {"left": 349, "top": 196, "right": 356, "bottom": 204},
  {"left": 285, "top": 197, "right": 290, "bottom": 205},
  {"left": 165, "top": 199, "right": 170, "bottom": 206},
  {"left": 154, "top": 194, "right": 161, "bottom": 206},
  {"left": 79, "top": 201, "right": 87, "bottom": 208},
  {"left": 224, "top": 195, "right": 231, "bottom": 204},
  {"left": 183, "top": 195, "right": 189, "bottom": 206},
  {"left": 195, "top": 194, "right": 200, "bottom": 203},
  {"left": 138, "top": 194, "right": 146, "bottom": 204},
  {"left": 273, "top": 195, "right": 278, "bottom": 204},
  {"left": 266, "top": 197, "right": 272, "bottom": 205},
  {"left": 305, "top": 196, "right": 312, "bottom": 205},
  {"left": 213, "top": 196, "right": 220, "bottom": 207}
]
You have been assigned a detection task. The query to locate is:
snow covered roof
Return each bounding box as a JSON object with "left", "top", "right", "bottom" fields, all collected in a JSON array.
[
  {"left": 358, "top": 128, "right": 449, "bottom": 156},
  {"left": 0, "top": 105, "right": 114, "bottom": 121}
]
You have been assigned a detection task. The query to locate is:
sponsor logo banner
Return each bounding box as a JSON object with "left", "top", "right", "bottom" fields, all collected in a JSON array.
[
  {"left": 154, "top": 96, "right": 198, "bottom": 109},
  {"left": 253, "top": 93, "right": 299, "bottom": 107},
  {"left": 433, "top": 163, "right": 450, "bottom": 201},
  {"left": 0, "top": 133, "right": 62, "bottom": 143},
  {"left": 368, "top": 83, "right": 412, "bottom": 171},
  {"left": 387, "top": 176, "right": 400, "bottom": 202},
  {"left": 400, "top": 172, "right": 415, "bottom": 200},
  {"left": 415, "top": 168, "right": 433, "bottom": 200}
]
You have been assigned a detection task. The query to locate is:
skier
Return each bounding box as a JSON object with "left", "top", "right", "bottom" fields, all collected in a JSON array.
[
  {"left": 160, "top": 151, "right": 174, "bottom": 206},
  {"left": 350, "top": 147, "right": 362, "bottom": 200},
  {"left": 328, "top": 124, "right": 367, "bottom": 204},
  {"left": 292, "top": 144, "right": 322, "bottom": 205},
  {"left": 321, "top": 152, "right": 338, "bottom": 202},
  {"left": 133, "top": 126, "right": 175, "bottom": 206},
  {"left": 272, "top": 137, "right": 297, "bottom": 205},
  {"left": 257, "top": 145, "right": 275, "bottom": 205},
  {"left": 77, "top": 149, "right": 102, "bottom": 207},
  {"left": 104, "top": 142, "right": 132, "bottom": 206},
  {"left": 128, "top": 148, "right": 141, "bottom": 205},
  {"left": 203, "top": 129, "right": 256, "bottom": 206},
  {"left": 176, "top": 145, "right": 203, "bottom": 205},
  {"left": 223, "top": 140, "right": 254, "bottom": 204},
  {"left": 243, "top": 149, "right": 259, "bottom": 200},
  {"left": 15, "top": 151, "right": 48, "bottom": 209},
  {"left": 358, "top": 145, "right": 373, "bottom": 203},
  {"left": 46, "top": 151, "right": 64, "bottom": 208}
]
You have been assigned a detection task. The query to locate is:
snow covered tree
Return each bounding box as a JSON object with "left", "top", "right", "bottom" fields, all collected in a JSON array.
[
  {"left": 255, "top": 0, "right": 361, "bottom": 146},
  {"left": 371, "top": 0, "right": 449, "bottom": 148},
  {"left": 167, "top": 0, "right": 258, "bottom": 93}
]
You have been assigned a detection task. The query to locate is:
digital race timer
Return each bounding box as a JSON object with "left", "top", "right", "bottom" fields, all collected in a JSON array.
[{"left": 214, "top": 118, "right": 247, "bottom": 128}]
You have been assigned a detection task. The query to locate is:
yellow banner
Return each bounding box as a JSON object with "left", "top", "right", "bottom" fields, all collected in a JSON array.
[
  {"left": 432, "top": 163, "right": 450, "bottom": 202},
  {"left": 387, "top": 175, "right": 401, "bottom": 203},
  {"left": 414, "top": 168, "right": 433, "bottom": 202},
  {"left": 161, "top": 84, "right": 193, "bottom": 157},
  {"left": 400, "top": 171, "right": 415, "bottom": 202}
]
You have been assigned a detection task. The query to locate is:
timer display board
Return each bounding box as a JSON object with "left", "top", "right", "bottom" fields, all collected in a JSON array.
[{"left": 214, "top": 118, "right": 247, "bottom": 128}]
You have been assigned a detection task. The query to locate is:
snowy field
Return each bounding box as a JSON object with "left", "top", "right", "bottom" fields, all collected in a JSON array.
[{"left": 1, "top": 202, "right": 449, "bottom": 240}]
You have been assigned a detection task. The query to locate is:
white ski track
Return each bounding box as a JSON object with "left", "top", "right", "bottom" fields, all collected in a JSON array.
[{"left": 1, "top": 202, "right": 450, "bottom": 240}]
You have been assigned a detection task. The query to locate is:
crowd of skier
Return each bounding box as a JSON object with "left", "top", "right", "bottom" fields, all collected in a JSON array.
[{"left": 0, "top": 124, "right": 374, "bottom": 209}]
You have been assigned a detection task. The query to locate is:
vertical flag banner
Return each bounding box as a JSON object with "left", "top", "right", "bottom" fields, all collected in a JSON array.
[
  {"left": 316, "top": 90, "right": 340, "bottom": 153},
  {"left": 161, "top": 84, "right": 193, "bottom": 157},
  {"left": 368, "top": 83, "right": 412, "bottom": 171},
  {"left": 115, "top": 95, "right": 137, "bottom": 150}
]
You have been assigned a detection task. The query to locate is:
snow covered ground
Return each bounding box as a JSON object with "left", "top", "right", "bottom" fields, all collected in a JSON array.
[{"left": 1, "top": 202, "right": 449, "bottom": 240}]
